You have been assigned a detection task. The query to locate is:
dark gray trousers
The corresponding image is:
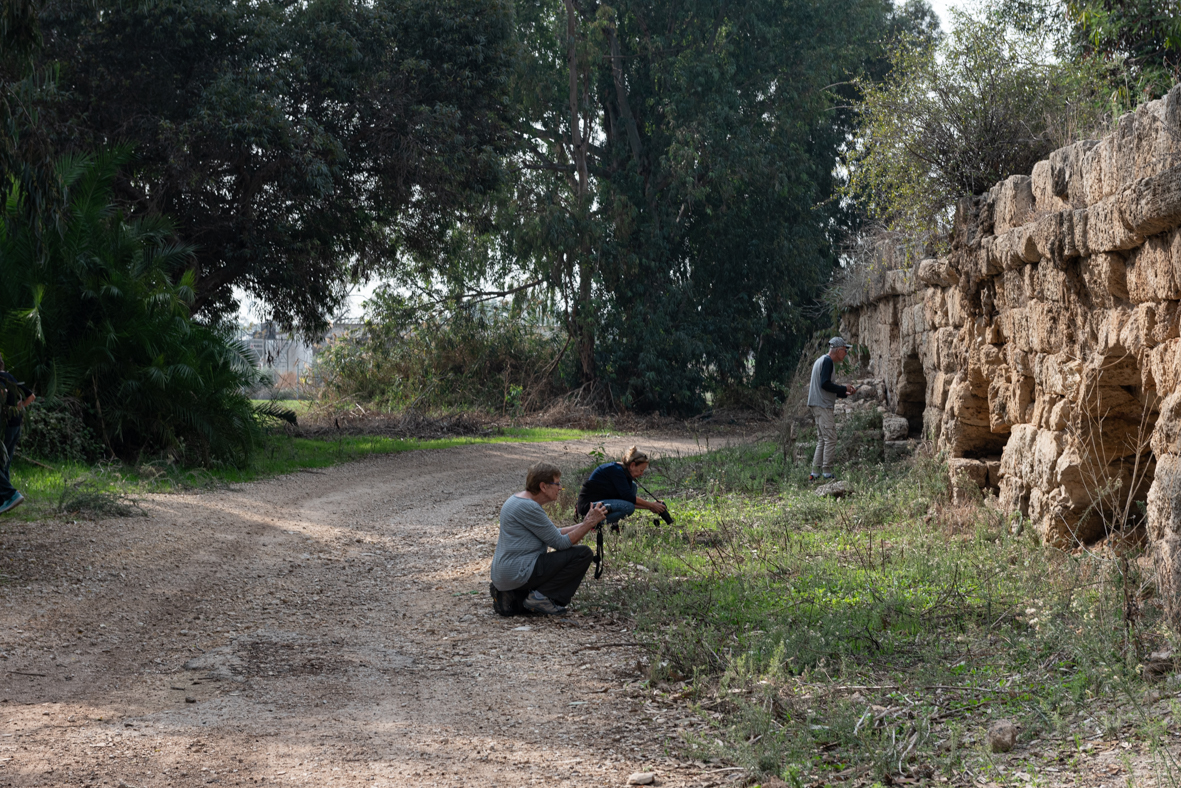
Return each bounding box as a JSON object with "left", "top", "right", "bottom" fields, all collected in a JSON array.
[{"left": 523, "top": 545, "right": 594, "bottom": 606}]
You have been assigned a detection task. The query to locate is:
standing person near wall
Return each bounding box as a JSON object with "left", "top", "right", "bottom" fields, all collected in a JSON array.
[
  {"left": 808, "top": 338, "right": 855, "bottom": 482},
  {"left": 0, "top": 353, "right": 35, "bottom": 513}
]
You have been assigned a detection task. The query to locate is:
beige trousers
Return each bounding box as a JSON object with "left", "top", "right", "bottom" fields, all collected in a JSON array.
[{"left": 810, "top": 406, "right": 837, "bottom": 474}]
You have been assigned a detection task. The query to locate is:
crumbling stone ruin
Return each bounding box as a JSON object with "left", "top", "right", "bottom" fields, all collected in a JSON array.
[{"left": 840, "top": 84, "right": 1181, "bottom": 620}]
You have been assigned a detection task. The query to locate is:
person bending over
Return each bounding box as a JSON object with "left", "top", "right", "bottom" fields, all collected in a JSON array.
[
  {"left": 490, "top": 462, "right": 607, "bottom": 616},
  {"left": 575, "top": 446, "right": 666, "bottom": 528}
]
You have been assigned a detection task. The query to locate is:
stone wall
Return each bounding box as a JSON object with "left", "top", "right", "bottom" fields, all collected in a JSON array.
[{"left": 840, "top": 85, "right": 1181, "bottom": 621}]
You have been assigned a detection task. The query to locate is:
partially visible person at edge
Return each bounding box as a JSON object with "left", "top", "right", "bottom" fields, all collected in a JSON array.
[
  {"left": 489, "top": 462, "right": 607, "bottom": 616},
  {"left": 808, "top": 337, "right": 855, "bottom": 483},
  {"left": 0, "top": 353, "right": 35, "bottom": 514},
  {"left": 575, "top": 446, "right": 666, "bottom": 528}
]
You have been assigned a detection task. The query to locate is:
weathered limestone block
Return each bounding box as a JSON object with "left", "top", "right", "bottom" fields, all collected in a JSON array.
[
  {"left": 1073, "top": 208, "right": 1091, "bottom": 257},
  {"left": 988, "top": 371, "right": 1033, "bottom": 433},
  {"left": 998, "top": 307, "right": 1031, "bottom": 352},
  {"left": 949, "top": 457, "right": 989, "bottom": 500},
  {"left": 883, "top": 415, "right": 910, "bottom": 441},
  {"left": 986, "top": 457, "right": 1003, "bottom": 488},
  {"left": 876, "top": 269, "right": 916, "bottom": 299},
  {"left": 917, "top": 258, "right": 959, "bottom": 287},
  {"left": 1046, "top": 397, "right": 1071, "bottom": 431},
  {"left": 1086, "top": 195, "right": 1146, "bottom": 253},
  {"left": 1028, "top": 301, "right": 1072, "bottom": 353},
  {"left": 924, "top": 287, "right": 950, "bottom": 328},
  {"left": 1031, "top": 429, "right": 1067, "bottom": 489},
  {"left": 999, "top": 475, "right": 1030, "bottom": 517},
  {"left": 900, "top": 302, "right": 927, "bottom": 344},
  {"left": 937, "top": 326, "right": 964, "bottom": 370},
  {"left": 1015, "top": 223, "right": 1042, "bottom": 264},
  {"left": 1081, "top": 253, "right": 1129, "bottom": 306},
  {"left": 1148, "top": 453, "right": 1181, "bottom": 628},
  {"left": 1155, "top": 301, "right": 1181, "bottom": 344},
  {"left": 981, "top": 235, "right": 1009, "bottom": 276},
  {"left": 1151, "top": 391, "right": 1181, "bottom": 458},
  {"left": 1000, "top": 423, "right": 1039, "bottom": 481},
  {"left": 996, "top": 269, "right": 1025, "bottom": 310},
  {"left": 946, "top": 286, "right": 969, "bottom": 329},
  {"left": 1083, "top": 136, "right": 1118, "bottom": 205},
  {"left": 1031, "top": 484, "right": 1105, "bottom": 545},
  {"left": 1034, "top": 210, "right": 1077, "bottom": 263},
  {"left": 1125, "top": 228, "right": 1181, "bottom": 302},
  {"left": 1119, "top": 305, "right": 1153, "bottom": 354},
  {"left": 1095, "top": 306, "right": 1131, "bottom": 353},
  {"left": 1006, "top": 346, "right": 1034, "bottom": 377},
  {"left": 1119, "top": 164, "right": 1181, "bottom": 238},
  {"left": 995, "top": 175, "right": 1035, "bottom": 235},
  {"left": 1035, "top": 353, "right": 1084, "bottom": 399},
  {"left": 1033, "top": 159, "right": 1071, "bottom": 214},
  {"left": 927, "top": 371, "right": 953, "bottom": 409},
  {"left": 1146, "top": 338, "right": 1181, "bottom": 395},
  {"left": 1047, "top": 139, "right": 1100, "bottom": 210}
]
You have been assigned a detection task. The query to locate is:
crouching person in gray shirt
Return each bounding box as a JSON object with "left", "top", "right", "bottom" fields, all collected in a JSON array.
[{"left": 490, "top": 462, "right": 607, "bottom": 616}]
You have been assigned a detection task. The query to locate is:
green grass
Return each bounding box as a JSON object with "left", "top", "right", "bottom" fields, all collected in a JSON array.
[
  {"left": 559, "top": 437, "right": 1170, "bottom": 786},
  {"left": 3, "top": 426, "right": 594, "bottom": 521},
  {"left": 251, "top": 398, "right": 314, "bottom": 415}
]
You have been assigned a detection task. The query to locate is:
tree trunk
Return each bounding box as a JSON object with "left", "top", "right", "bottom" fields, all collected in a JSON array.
[{"left": 563, "top": 0, "right": 595, "bottom": 385}]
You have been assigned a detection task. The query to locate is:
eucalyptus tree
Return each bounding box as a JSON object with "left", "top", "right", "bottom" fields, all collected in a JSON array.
[{"left": 501, "top": 0, "right": 921, "bottom": 411}]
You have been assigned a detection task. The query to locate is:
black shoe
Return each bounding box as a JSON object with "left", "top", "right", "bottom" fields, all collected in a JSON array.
[{"left": 490, "top": 583, "right": 522, "bottom": 617}]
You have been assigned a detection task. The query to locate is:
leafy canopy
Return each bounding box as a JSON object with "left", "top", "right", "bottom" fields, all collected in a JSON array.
[
  {"left": 427, "top": 0, "right": 930, "bottom": 413},
  {"left": 35, "top": 0, "right": 519, "bottom": 334},
  {"left": 844, "top": 3, "right": 1111, "bottom": 247}
]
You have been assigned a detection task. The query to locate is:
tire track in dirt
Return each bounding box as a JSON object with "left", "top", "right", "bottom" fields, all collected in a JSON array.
[{"left": 0, "top": 435, "right": 744, "bottom": 787}]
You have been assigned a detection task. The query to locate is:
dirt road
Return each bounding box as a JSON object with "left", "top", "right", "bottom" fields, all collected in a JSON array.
[{"left": 0, "top": 436, "right": 739, "bottom": 788}]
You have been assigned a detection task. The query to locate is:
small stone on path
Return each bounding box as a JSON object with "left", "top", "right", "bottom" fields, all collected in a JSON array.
[
  {"left": 988, "top": 719, "right": 1017, "bottom": 753},
  {"left": 627, "top": 773, "right": 656, "bottom": 785}
]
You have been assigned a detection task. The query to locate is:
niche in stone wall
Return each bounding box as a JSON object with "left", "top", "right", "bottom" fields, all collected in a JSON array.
[
  {"left": 896, "top": 352, "right": 927, "bottom": 436},
  {"left": 1055, "top": 351, "right": 1160, "bottom": 543}
]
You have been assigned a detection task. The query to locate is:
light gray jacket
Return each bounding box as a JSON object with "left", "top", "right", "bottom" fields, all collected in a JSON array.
[
  {"left": 807, "top": 354, "right": 848, "bottom": 409},
  {"left": 490, "top": 495, "right": 572, "bottom": 590}
]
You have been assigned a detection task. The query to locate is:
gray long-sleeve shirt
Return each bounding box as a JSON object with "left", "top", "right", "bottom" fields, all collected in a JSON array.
[{"left": 490, "top": 494, "right": 572, "bottom": 591}]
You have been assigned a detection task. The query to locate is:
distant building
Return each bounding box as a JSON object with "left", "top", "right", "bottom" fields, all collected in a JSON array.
[{"left": 239, "top": 322, "right": 362, "bottom": 391}]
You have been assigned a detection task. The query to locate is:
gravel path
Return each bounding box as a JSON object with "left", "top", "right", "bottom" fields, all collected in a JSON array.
[{"left": 0, "top": 435, "right": 740, "bottom": 788}]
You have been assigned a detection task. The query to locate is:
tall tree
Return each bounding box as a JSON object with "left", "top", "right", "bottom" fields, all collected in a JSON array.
[
  {"left": 34, "top": 0, "right": 518, "bottom": 334},
  {"left": 496, "top": 0, "right": 909, "bottom": 411}
]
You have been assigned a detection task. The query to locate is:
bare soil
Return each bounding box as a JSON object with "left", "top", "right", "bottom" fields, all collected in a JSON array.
[{"left": 0, "top": 435, "right": 743, "bottom": 788}]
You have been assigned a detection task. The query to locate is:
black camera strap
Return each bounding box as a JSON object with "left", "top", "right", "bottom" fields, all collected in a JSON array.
[
  {"left": 593, "top": 524, "right": 604, "bottom": 579},
  {"left": 635, "top": 479, "right": 674, "bottom": 525}
]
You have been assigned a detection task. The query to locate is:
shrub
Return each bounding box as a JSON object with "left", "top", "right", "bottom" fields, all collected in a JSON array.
[
  {"left": 0, "top": 151, "right": 267, "bottom": 466},
  {"left": 315, "top": 288, "right": 571, "bottom": 415},
  {"left": 844, "top": 2, "right": 1111, "bottom": 250},
  {"left": 19, "top": 397, "right": 103, "bottom": 463}
]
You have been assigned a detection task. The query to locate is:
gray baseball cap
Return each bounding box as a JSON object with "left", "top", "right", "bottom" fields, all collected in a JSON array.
[{"left": 828, "top": 336, "right": 848, "bottom": 349}]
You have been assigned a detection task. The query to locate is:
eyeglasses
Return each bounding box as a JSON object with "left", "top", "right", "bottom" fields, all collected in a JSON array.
[{"left": 544, "top": 481, "right": 564, "bottom": 490}]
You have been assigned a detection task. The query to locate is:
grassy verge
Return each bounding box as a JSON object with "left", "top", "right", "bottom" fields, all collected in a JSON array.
[
  {"left": 559, "top": 437, "right": 1173, "bottom": 786},
  {"left": 251, "top": 398, "right": 314, "bottom": 415},
  {"left": 5, "top": 426, "right": 593, "bottom": 521}
]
